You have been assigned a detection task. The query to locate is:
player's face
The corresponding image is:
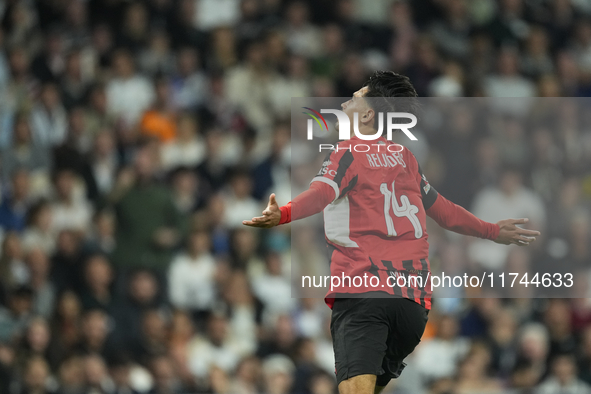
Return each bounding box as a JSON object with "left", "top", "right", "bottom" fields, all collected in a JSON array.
[{"left": 338, "top": 86, "right": 371, "bottom": 136}]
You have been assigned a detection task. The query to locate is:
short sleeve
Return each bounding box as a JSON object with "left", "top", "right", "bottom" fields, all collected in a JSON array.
[
  {"left": 311, "top": 149, "right": 358, "bottom": 202},
  {"left": 412, "top": 153, "right": 439, "bottom": 210}
]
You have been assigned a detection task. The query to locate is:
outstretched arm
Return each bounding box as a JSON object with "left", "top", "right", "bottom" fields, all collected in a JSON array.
[
  {"left": 426, "top": 193, "right": 540, "bottom": 246},
  {"left": 242, "top": 181, "right": 335, "bottom": 228}
]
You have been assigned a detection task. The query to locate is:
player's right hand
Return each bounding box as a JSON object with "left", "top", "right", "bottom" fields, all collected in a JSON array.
[
  {"left": 493, "top": 218, "right": 540, "bottom": 246},
  {"left": 242, "top": 193, "right": 281, "bottom": 228}
]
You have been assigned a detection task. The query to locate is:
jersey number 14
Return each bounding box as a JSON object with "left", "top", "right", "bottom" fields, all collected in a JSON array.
[{"left": 380, "top": 181, "right": 423, "bottom": 239}]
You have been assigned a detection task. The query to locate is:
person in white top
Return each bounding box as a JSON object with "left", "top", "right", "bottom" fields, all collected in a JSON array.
[
  {"left": 106, "top": 49, "right": 155, "bottom": 127},
  {"left": 168, "top": 230, "right": 216, "bottom": 313}
]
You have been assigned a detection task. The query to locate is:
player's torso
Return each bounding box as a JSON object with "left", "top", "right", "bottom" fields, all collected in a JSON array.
[{"left": 324, "top": 141, "right": 429, "bottom": 262}]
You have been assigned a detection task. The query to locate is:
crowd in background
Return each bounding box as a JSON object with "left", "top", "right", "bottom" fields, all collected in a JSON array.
[{"left": 0, "top": 0, "right": 591, "bottom": 393}]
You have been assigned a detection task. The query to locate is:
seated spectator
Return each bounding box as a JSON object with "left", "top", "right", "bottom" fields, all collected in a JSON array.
[
  {"left": 85, "top": 210, "right": 116, "bottom": 256},
  {"left": 50, "top": 230, "right": 85, "bottom": 294},
  {"left": 188, "top": 313, "right": 242, "bottom": 380},
  {"left": 251, "top": 252, "right": 295, "bottom": 319},
  {"left": 83, "top": 354, "right": 115, "bottom": 394},
  {"left": 49, "top": 169, "right": 93, "bottom": 235},
  {"left": 0, "top": 169, "right": 32, "bottom": 233},
  {"left": 455, "top": 342, "right": 503, "bottom": 394},
  {"left": 56, "top": 355, "right": 85, "bottom": 394},
  {"left": 536, "top": 354, "right": 591, "bottom": 394},
  {"left": 130, "top": 309, "right": 169, "bottom": 363},
  {"left": 228, "top": 355, "right": 261, "bottom": 394},
  {"left": 79, "top": 254, "right": 114, "bottom": 312},
  {"left": 222, "top": 170, "right": 261, "bottom": 229},
  {"left": 0, "top": 286, "right": 35, "bottom": 343},
  {"left": 21, "top": 200, "right": 55, "bottom": 255},
  {"left": 168, "top": 230, "right": 216, "bottom": 316},
  {"left": 29, "top": 83, "right": 68, "bottom": 147},
  {"left": 257, "top": 315, "right": 297, "bottom": 359},
  {"left": 87, "top": 131, "right": 119, "bottom": 201},
  {"left": 469, "top": 167, "right": 546, "bottom": 270},
  {"left": 170, "top": 47, "right": 207, "bottom": 110},
  {"left": 413, "top": 315, "right": 470, "bottom": 387},
  {"left": 138, "top": 29, "right": 175, "bottom": 77},
  {"left": 48, "top": 291, "right": 83, "bottom": 364},
  {"left": 168, "top": 311, "right": 196, "bottom": 388},
  {"left": 169, "top": 168, "right": 202, "bottom": 215},
  {"left": 20, "top": 355, "right": 55, "bottom": 394},
  {"left": 1, "top": 115, "right": 51, "bottom": 183},
  {"left": 140, "top": 77, "right": 176, "bottom": 143},
  {"left": 76, "top": 309, "right": 117, "bottom": 362},
  {"left": 107, "top": 354, "right": 139, "bottom": 394},
  {"left": 149, "top": 355, "right": 186, "bottom": 394},
  {"left": 25, "top": 248, "right": 55, "bottom": 318},
  {"left": 110, "top": 269, "right": 169, "bottom": 351},
  {"left": 261, "top": 354, "right": 295, "bottom": 394},
  {"left": 106, "top": 49, "right": 155, "bottom": 127},
  {"left": 220, "top": 271, "right": 260, "bottom": 356},
  {"left": 484, "top": 48, "right": 536, "bottom": 114},
  {"left": 15, "top": 317, "right": 51, "bottom": 374},
  {"left": 160, "top": 113, "right": 206, "bottom": 172}
]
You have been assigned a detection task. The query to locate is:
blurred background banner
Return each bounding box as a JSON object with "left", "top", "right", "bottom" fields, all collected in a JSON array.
[
  {"left": 291, "top": 97, "right": 591, "bottom": 300},
  {"left": 0, "top": 0, "right": 591, "bottom": 393}
]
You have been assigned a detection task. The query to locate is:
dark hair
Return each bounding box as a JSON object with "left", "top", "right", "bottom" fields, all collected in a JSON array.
[
  {"left": 363, "top": 71, "right": 418, "bottom": 98},
  {"left": 362, "top": 71, "right": 419, "bottom": 126}
]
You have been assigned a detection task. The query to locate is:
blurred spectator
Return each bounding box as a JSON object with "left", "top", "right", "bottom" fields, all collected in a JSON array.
[
  {"left": 21, "top": 201, "right": 55, "bottom": 255},
  {"left": 252, "top": 252, "right": 295, "bottom": 318},
  {"left": 1, "top": 116, "right": 51, "bottom": 183},
  {"left": 160, "top": 114, "right": 206, "bottom": 172},
  {"left": 487, "top": 49, "right": 531, "bottom": 99},
  {"left": 170, "top": 47, "right": 207, "bottom": 110},
  {"left": 0, "top": 170, "right": 33, "bottom": 232},
  {"left": 49, "top": 169, "right": 93, "bottom": 235},
  {"left": 106, "top": 50, "right": 155, "bottom": 127},
  {"left": 261, "top": 354, "right": 294, "bottom": 394},
  {"left": 110, "top": 269, "right": 168, "bottom": 352},
  {"left": 0, "top": 286, "right": 34, "bottom": 343},
  {"left": 25, "top": 249, "right": 55, "bottom": 318},
  {"left": 537, "top": 354, "right": 591, "bottom": 394},
  {"left": 30, "top": 83, "right": 68, "bottom": 147},
  {"left": 168, "top": 230, "right": 216, "bottom": 315},
  {"left": 50, "top": 230, "right": 85, "bottom": 294},
  {"left": 149, "top": 355, "right": 185, "bottom": 394},
  {"left": 139, "top": 77, "right": 176, "bottom": 143},
  {"left": 413, "top": 315, "right": 470, "bottom": 387},
  {"left": 80, "top": 255, "right": 114, "bottom": 312},
  {"left": 222, "top": 171, "right": 261, "bottom": 229},
  {"left": 469, "top": 167, "right": 546, "bottom": 270},
  {"left": 138, "top": 30, "right": 175, "bottom": 77},
  {"left": 0, "top": 232, "right": 28, "bottom": 290},
  {"left": 111, "top": 146, "right": 182, "bottom": 272},
  {"left": 88, "top": 132, "right": 119, "bottom": 201},
  {"left": 20, "top": 355, "right": 54, "bottom": 394},
  {"left": 188, "top": 313, "right": 241, "bottom": 380}
]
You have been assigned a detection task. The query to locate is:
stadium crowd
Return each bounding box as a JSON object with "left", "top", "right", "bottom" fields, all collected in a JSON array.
[{"left": 0, "top": 0, "right": 591, "bottom": 393}]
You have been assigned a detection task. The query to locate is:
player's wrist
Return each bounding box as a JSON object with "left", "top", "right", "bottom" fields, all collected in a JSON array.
[{"left": 279, "top": 204, "right": 291, "bottom": 225}]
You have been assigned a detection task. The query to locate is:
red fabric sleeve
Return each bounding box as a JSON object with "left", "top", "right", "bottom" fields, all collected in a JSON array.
[
  {"left": 278, "top": 182, "right": 336, "bottom": 225},
  {"left": 426, "top": 194, "right": 500, "bottom": 240}
]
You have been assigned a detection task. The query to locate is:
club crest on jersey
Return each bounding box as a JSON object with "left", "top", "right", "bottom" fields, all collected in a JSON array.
[{"left": 422, "top": 174, "right": 431, "bottom": 194}]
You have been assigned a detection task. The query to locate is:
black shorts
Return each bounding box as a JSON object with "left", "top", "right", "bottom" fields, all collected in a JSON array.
[{"left": 330, "top": 292, "right": 429, "bottom": 387}]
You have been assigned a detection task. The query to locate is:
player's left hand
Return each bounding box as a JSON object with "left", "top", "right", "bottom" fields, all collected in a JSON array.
[
  {"left": 494, "top": 218, "right": 541, "bottom": 246},
  {"left": 242, "top": 193, "right": 281, "bottom": 228}
]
